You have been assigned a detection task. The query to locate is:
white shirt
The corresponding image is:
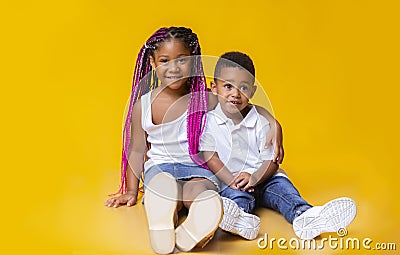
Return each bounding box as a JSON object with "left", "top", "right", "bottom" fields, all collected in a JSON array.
[
  {"left": 200, "top": 104, "right": 274, "bottom": 175},
  {"left": 141, "top": 91, "right": 194, "bottom": 171}
]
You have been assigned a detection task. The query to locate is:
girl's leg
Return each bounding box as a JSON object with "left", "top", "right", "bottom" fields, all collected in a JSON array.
[
  {"left": 144, "top": 172, "right": 179, "bottom": 254},
  {"left": 175, "top": 182, "right": 183, "bottom": 225},
  {"left": 181, "top": 177, "right": 217, "bottom": 208},
  {"left": 175, "top": 178, "right": 222, "bottom": 252}
]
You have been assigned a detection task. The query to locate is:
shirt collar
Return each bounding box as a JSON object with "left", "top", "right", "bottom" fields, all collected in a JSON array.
[{"left": 213, "top": 103, "right": 258, "bottom": 128}]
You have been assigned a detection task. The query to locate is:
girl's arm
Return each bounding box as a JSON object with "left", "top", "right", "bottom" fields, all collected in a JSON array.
[
  {"left": 105, "top": 101, "right": 147, "bottom": 207},
  {"left": 255, "top": 105, "right": 284, "bottom": 164}
]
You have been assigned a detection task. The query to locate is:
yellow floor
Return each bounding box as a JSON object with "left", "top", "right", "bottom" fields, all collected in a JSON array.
[{"left": 13, "top": 166, "right": 397, "bottom": 255}]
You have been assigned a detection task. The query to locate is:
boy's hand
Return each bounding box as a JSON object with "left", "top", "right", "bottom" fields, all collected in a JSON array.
[
  {"left": 105, "top": 191, "right": 137, "bottom": 208},
  {"left": 242, "top": 174, "right": 257, "bottom": 192},
  {"left": 265, "top": 121, "right": 284, "bottom": 164},
  {"left": 233, "top": 172, "right": 254, "bottom": 192}
]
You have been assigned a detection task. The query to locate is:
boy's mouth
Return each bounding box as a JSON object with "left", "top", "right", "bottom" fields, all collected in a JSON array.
[{"left": 228, "top": 100, "right": 242, "bottom": 106}]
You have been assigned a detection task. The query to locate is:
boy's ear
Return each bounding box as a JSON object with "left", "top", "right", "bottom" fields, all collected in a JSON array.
[
  {"left": 250, "top": 85, "right": 257, "bottom": 98},
  {"left": 210, "top": 81, "right": 218, "bottom": 95},
  {"left": 149, "top": 56, "right": 155, "bottom": 69}
]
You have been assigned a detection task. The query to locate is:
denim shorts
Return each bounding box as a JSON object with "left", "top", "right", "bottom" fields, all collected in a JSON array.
[{"left": 143, "top": 163, "right": 221, "bottom": 192}]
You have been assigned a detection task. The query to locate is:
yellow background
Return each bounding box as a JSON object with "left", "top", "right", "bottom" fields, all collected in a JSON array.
[{"left": 1, "top": 0, "right": 399, "bottom": 254}]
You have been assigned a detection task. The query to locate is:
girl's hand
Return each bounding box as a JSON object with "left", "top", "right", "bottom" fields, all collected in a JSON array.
[
  {"left": 105, "top": 191, "right": 137, "bottom": 208},
  {"left": 265, "top": 121, "right": 284, "bottom": 164}
]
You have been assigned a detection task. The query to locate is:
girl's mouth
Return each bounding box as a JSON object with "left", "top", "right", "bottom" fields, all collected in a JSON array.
[{"left": 165, "top": 76, "right": 183, "bottom": 80}]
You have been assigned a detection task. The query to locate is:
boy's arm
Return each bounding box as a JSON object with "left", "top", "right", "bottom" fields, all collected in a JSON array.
[
  {"left": 203, "top": 151, "right": 236, "bottom": 188},
  {"left": 236, "top": 112, "right": 280, "bottom": 191},
  {"left": 255, "top": 105, "right": 284, "bottom": 164},
  {"left": 243, "top": 160, "right": 279, "bottom": 191},
  {"left": 105, "top": 101, "right": 146, "bottom": 208}
]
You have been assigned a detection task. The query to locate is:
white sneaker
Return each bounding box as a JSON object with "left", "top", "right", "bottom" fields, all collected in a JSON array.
[
  {"left": 144, "top": 172, "right": 178, "bottom": 254},
  {"left": 219, "top": 197, "right": 260, "bottom": 240},
  {"left": 293, "top": 197, "right": 357, "bottom": 240},
  {"left": 175, "top": 190, "right": 223, "bottom": 252}
]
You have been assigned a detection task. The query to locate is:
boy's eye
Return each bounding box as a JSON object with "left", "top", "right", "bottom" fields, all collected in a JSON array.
[{"left": 240, "top": 86, "right": 249, "bottom": 91}]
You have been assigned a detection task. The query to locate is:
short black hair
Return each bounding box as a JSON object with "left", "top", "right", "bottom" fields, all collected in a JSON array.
[{"left": 214, "top": 51, "right": 255, "bottom": 82}]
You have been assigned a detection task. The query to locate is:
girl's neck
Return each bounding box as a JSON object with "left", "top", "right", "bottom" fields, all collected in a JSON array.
[{"left": 159, "top": 83, "right": 190, "bottom": 98}]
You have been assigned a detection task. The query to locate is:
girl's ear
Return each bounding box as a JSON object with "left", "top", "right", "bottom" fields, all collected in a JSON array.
[
  {"left": 210, "top": 81, "right": 218, "bottom": 95},
  {"left": 150, "top": 56, "right": 156, "bottom": 69}
]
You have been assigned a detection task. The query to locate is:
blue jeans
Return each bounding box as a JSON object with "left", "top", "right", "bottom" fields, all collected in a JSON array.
[{"left": 220, "top": 175, "right": 312, "bottom": 223}]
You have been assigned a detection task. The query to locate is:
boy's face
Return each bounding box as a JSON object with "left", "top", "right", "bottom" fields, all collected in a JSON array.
[{"left": 211, "top": 67, "right": 256, "bottom": 116}]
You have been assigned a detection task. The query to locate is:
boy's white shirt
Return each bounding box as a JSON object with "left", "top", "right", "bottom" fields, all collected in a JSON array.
[{"left": 200, "top": 103, "right": 274, "bottom": 175}]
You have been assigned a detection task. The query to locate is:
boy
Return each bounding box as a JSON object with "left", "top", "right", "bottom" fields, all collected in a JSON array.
[{"left": 200, "top": 52, "right": 356, "bottom": 240}]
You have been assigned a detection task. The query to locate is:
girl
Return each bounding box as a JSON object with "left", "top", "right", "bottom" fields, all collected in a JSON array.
[{"left": 105, "top": 27, "right": 284, "bottom": 253}]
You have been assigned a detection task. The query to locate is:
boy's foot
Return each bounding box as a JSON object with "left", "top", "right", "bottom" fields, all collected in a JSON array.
[
  {"left": 293, "top": 197, "right": 357, "bottom": 240},
  {"left": 144, "top": 172, "right": 178, "bottom": 254},
  {"left": 219, "top": 197, "right": 260, "bottom": 240},
  {"left": 175, "top": 190, "right": 223, "bottom": 252}
]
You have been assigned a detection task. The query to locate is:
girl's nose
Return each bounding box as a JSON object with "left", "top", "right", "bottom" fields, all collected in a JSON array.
[{"left": 169, "top": 60, "right": 180, "bottom": 72}]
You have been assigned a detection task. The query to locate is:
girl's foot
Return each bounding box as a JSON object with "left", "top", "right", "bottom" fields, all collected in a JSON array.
[
  {"left": 144, "top": 172, "right": 178, "bottom": 254},
  {"left": 293, "top": 197, "right": 357, "bottom": 240},
  {"left": 175, "top": 190, "right": 223, "bottom": 251},
  {"left": 219, "top": 197, "right": 260, "bottom": 240}
]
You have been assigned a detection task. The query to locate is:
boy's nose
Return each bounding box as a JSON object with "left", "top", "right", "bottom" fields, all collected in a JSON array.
[{"left": 231, "top": 88, "right": 241, "bottom": 97}]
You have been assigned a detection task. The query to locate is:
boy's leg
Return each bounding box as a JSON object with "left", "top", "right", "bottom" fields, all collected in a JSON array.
[
  {"left": 292, "top": 197, "right": 356, "bottom": 240},
  {"left": 219, "top": 187, "right": 261, "bottom": 240},
  {"left": 220, "top": 186, "right": 256, "bottom": 213},
  {"left": 256, "top": 175, "right": 356, "bottom": 240},
  {"left": 175, "top": 178, "right": 223, "bottom": 252},
  {"left": 254, "top": 175, "right": 312, "bottom": 224}
]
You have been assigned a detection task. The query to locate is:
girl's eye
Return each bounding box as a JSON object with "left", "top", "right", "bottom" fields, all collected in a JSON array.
[
  {"left": 159, "top": 59, "right": 168, "bottom": 63},
  {"left": 177, "top": 58, "right": 187, "bottom": 64},
  {"left": 224, "top": 84, "right": 232, "bottom": 89}
]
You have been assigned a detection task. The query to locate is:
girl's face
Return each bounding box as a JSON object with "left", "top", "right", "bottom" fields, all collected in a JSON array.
[{"left": 150, "top": 39, "right": 192, "bottom": 91}]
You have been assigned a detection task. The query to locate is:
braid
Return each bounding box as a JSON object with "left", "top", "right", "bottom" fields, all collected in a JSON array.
[
  {"left": 187, "top": 47, "right": 209, "bottom": 169},
  {"left": 113, "top": 27, "right": 208, "bottom": 195}
]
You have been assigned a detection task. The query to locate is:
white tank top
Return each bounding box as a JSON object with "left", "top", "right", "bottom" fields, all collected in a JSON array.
[{"left": 141, "top": 91, "right": 194, "bottom": 171}]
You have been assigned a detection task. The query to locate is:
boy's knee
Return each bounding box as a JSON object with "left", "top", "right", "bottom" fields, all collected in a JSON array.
[{"left": 222, "top": 188, "right": 254, "bottom": 200}]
